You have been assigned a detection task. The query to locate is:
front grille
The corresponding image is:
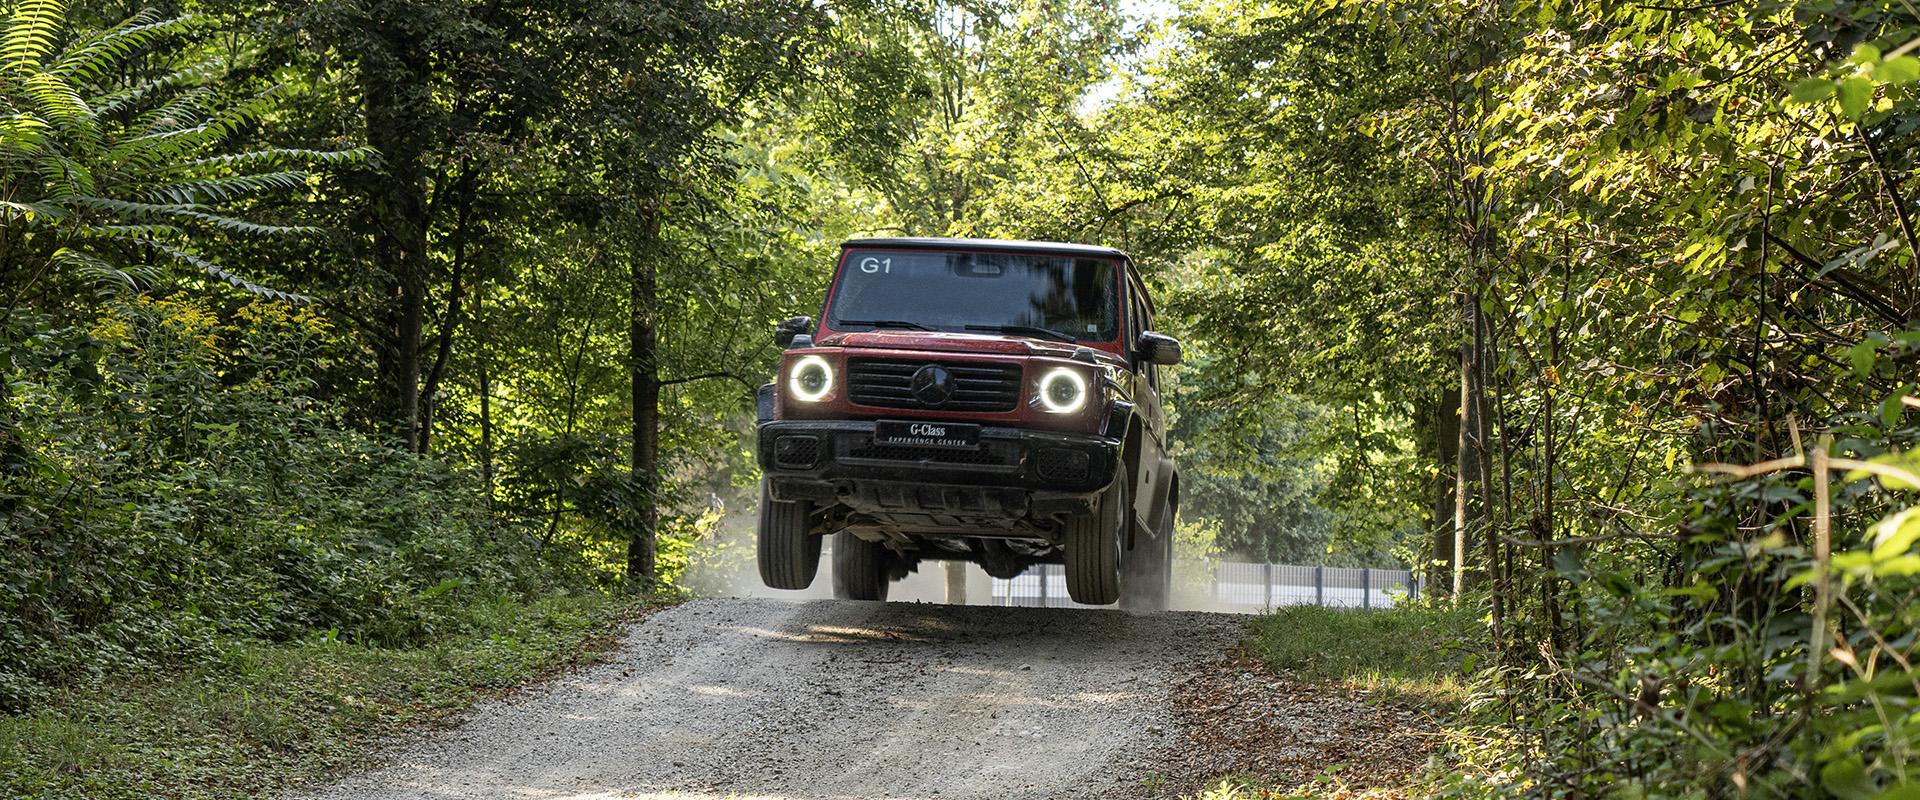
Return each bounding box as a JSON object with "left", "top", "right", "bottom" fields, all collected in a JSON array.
[
  {"left": 847, "top": 358, "right": 1022, "bottom": 412},
  {"left": 1035, "top": 447, "right": 1090, "bottom": 484},
  {"left": 773, "top": 435, "right": 820, "bottom": 469},
  {"left": 844, "top": 438, "right": 1020, "bottom": 467}
]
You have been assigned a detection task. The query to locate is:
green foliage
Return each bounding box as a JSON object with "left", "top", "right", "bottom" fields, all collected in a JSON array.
[
  {"left": 1170, "top": 385, "right": 1363, "bottom": 564},
  {"left": 795, "top": 0, "right": 1125, "bottom": 237},
  {"left": 1247, "top": 603, "right": 1479, "bottom": 709},
  {"left": 0, "top": 0, "right": 364, "bottom": 304},
  {"left": 0, "top": 296, "right": 553, "bottom": 709},
  {"left": 1012, "top": 0, "right": 1920, "bottom": 793},
  {"left": 0, "top": 593, "right": 649, "bottom": 799},
  {"left": 1173, "top": 514, "right": 1225, "bottom": 594}
]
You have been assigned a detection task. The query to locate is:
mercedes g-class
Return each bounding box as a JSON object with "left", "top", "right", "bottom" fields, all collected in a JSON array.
[{"left": 754, "top": 237, "right": 1182, "bottom": 608}]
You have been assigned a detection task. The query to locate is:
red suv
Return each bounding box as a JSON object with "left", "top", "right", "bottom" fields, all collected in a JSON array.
[{"left": 754, "top": 238, "right": 1182, "bottom": 608}]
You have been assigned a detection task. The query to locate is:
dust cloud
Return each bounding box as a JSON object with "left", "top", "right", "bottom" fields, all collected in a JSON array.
[{"left": 681, "top": 513, "right": 1243, "bottom": 613}]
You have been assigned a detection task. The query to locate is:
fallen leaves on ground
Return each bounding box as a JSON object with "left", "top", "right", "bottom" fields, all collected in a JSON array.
[{"left": 1154, "top": 655, "right": 1440, "bottom": 799}]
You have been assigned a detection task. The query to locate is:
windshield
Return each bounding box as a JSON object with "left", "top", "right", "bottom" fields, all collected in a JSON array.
[{"left": 825, "top": 249, "right": 1120, "bottom": 343}]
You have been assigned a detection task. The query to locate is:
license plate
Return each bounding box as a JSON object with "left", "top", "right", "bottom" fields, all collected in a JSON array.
[{"left": 874, "top": 420, "right": 980, "bottom": 449}]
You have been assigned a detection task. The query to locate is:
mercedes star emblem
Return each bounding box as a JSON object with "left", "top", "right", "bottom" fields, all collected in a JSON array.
[{"left": 910, "top": 364, "right": 956, "bottom": 406}]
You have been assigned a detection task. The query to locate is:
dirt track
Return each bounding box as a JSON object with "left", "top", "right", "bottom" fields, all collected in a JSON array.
[{"left": 308, "top": 598, "right": 1247, "bottom": 800}]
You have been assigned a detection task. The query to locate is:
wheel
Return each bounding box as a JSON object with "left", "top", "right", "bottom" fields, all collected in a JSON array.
[
  {"left": 756, "top": 478, "right": 821, "bottom": 590},
  {"left": 1119, "top": 507, "right": 1173, "bottom": 612},
  {"left": 833, "top": 531, "right": 891, "bottom": 601},
  {"left": 1065, "top": 472, "right": 1127, "bottom": 605}
]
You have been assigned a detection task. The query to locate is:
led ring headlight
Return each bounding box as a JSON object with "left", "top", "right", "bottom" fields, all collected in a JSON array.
[
  {"left": 1039, "top": 368, "right": 1088, "bottom": 413},
  {"left": 789, "top": 355, "right": 833, "bottom": 402}
]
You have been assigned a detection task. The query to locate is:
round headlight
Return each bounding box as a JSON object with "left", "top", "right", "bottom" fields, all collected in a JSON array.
[
  {"left": 1039, "top": 368, "right": 1087, "bottom": 413},
  {"left": 789, "top": 355, "right": 833, "bottom": 402}
]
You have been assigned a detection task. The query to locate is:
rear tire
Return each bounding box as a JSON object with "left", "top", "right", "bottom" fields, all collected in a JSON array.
[
  {"left": 1065, "top": 473, "right": 1127, "bottom": 605},
  {"left": 832, "top": 531, "right": 891, "bottom": 601},
  {"left": 1119, "top": 507, "right": 1173, "bottom": 611},
  {"left": 756, "top": 478, "right": 821, "bottom": 590}
]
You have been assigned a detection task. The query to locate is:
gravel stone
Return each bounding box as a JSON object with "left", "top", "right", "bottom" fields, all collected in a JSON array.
[{"left": 305, "top": 598, "right": 1245, "bottom": 800}]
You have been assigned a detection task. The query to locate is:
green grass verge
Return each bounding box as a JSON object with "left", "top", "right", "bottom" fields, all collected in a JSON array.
[
  {"left": 0, "top": 592, "right": 665, "bottom": 799},
  {"left": 1244, "top": 602, "right": 1481, "bottom": 710}
]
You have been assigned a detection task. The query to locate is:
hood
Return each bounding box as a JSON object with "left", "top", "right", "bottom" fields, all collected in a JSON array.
[{"left": 818, "top": 330, "right": 1114, "bottom": 361}]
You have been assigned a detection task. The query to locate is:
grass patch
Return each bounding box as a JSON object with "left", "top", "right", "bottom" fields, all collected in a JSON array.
[
  {"left": 1244, "top": 602, "right": 1481, "bottom": 710},
  {"left": 0, "top": 591, "right": 665, "bottom": 799}
]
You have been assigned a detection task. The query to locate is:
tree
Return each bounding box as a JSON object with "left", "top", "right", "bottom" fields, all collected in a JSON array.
[
  {"left": 0, "top": 0, "right": 362, "bottom": 519},
  {"left": 801, "top": 0, "right": 1125, "bottom": 237}
]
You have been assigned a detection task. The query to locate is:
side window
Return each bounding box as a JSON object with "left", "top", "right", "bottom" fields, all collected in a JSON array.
[
  {"left": 1123, "top": 283, "right": 1142, "bottom": 348},
  {"left": 1141, "top": 308, "right": 1160, "bottom": 392},
  {"left": 1121, "top": 283, "right": 1155, "bottom": 389}
]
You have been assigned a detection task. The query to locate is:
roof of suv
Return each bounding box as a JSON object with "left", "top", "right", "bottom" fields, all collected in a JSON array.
[{"left": 841, "top": 237, "right": 1130, "bottom": 261}]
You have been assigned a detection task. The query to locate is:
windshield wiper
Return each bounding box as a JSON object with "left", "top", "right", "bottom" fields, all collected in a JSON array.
[
  {"left": 835, "top": 318, "right": 933, "bottom": 331},
  {"left": 965, "top": 324, "right": 1077, "bottom": 343}
]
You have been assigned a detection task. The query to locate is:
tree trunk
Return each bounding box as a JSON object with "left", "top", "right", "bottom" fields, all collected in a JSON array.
[
  {"left": 478, "top": 284, "right": 495, "bottom": 504},
  {"left": 417, "top": 268, "right": 464, "bottom": 454},
  {"left": 1542, "top": 259, "right": 1568, "bottom": 649},
  {"left": 1430, "top": 383, "right": 1460, "bottom": 596},
  {"left": 418, "top": 177, "right": 478, "bottom": 454},
  {"left": 627, "top": 205, "right": 662, "bottom": 589},
  {"left": 363, "top": 48, "right": 432, "bottom": 452},
  {"left": 1454, "top": 343, "right": 1476, "bottom": 597},
  {"left": 0, "top": 365, "right": 24, "bottom": 517},
  {"left": 479, "top": 360, "right": 494, "bottom": 500},
  {"left": 1470, "top": 295, "right": 1504, "bottom": 642}
]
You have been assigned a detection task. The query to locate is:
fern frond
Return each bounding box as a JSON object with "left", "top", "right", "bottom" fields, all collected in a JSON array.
[
  {"left": 2, "top": 0, "right": 65, "bottom": 74},
  {"left": 90, "top": 56, "right": 222, "bottom": 117},
  {"left": 85, "top": 222, "right": 179, "bottom": 239},
  {"left": 174, "top": 146, "right": 376, "bottom": 170},
  {"left": 112, "top": 89, "right": 266, "bottom": 170},
  {"left": 0, "top": 6, "right": 342, "bottom": 301},
  {"left": 50, "top": 10, "right": 183, "bottom": 83},
  {"left": 137, "top": 238, "right": 310, "bottom": 303},
  {"left": 34, "top": 149, "right": 95, "bottom": 197},
  {"left": 60, "top": 196, "right": 320, "bottom": 236},
  {"left": 127, "top": 85, "right": 216, "bottom": 134},
  {"left": 57, "top": 195, "right": 198, "bottom": 214},
  {"left": 139, "top": 170, "right": 309, "bottom": 204},
  {"left": 0, "top": 113, "right": 51, "bottom": 154},
  {"left": 19, "top": 71, "right": 92, "bottom": 133},
  {"left": 48, "top": 245, "right": 142, "bottom": 291},
  {"left": 0, "top": 198, "right": 70, "bottom": 223},
  {"left": 169, "top": 209, "right": 318, "bottom": 237}
]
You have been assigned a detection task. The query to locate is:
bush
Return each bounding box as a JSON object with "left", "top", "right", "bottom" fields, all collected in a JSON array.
[
  {"left": 0, "top": 296, "right": 553, "bottom": 710},
  {"left": 1431, "top": 387, "right": 1920, "bottom": 798}
]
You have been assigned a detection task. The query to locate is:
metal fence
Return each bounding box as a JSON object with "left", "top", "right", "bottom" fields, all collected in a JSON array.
[{"left": 990, "top": 561, "right": 1422, "bottom": 610}]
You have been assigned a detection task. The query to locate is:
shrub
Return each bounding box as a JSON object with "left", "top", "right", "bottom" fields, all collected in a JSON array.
[{"left": 0, "top": 297, "right": 551, "bottom": 710}]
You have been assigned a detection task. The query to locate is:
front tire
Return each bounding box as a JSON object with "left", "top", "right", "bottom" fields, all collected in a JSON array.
[
  {"left": 1065, "top": 473, "right": 1127, "bottom": 605},
  {"left": 832, "top": 531, "right": 891, "bottom": 601},
  {"left": 756, "top": 478, "right": 821, "bottom": 590}
]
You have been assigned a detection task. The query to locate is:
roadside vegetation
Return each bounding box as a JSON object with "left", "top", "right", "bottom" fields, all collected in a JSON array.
[
  {"left": 1247, "top": 604, "right": 1480, "bottom": 713},
  {"left": 0, "top": 593, "right": 658, "bottom": 799}
]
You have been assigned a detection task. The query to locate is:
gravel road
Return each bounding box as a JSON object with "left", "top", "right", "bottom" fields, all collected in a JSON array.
[{"left": 310, "top": 598, "right": 1245, "bottom": 800}]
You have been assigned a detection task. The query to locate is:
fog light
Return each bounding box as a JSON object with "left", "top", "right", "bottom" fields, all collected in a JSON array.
[{"left": 774, "top": 435, "right": 820, "bottom": 469}]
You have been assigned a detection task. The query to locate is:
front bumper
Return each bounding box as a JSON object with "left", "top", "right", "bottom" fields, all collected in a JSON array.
[{"left": 757, "top": 419, "right": 1120, "bottom": 507}]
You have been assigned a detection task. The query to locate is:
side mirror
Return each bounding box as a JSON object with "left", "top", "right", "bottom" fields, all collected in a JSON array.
[
  {"left": 775, "top": 316, "right": 813, "bottom": 348},
  {"left": 1135, "top": 331, "right": 1182, "bottom": 366}
]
